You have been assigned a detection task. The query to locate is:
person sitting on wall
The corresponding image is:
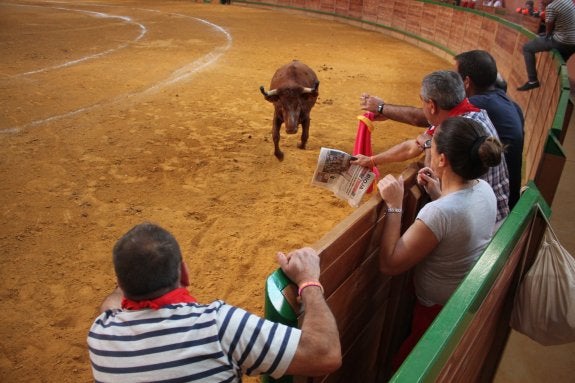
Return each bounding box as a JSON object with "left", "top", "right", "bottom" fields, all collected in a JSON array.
[
  {"left": 376, "top": 116, "right": 503, "bottom": 371},
  {"left": 354, "top": 70, "right": 510, "bottom": 226},
  {"left": 517, "top": 0, "right": 575, "bottom": 91},
  {"left": 87, "top": 223, "right": 342, "bottom": 382}
]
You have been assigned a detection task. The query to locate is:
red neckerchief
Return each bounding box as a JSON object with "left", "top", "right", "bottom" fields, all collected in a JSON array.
[
  {"left": 121, "top": 287, "right": 197, "bottom": 310},
  {"left": 425, "top": 98, "right": 480, "bottom": 136}
]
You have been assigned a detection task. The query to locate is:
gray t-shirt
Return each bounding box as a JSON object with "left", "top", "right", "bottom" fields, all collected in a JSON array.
[{"left": 414, "top": 179, "right": 496, "bottom": 306}]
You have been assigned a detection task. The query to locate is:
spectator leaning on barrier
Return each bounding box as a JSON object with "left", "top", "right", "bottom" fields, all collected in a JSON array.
[
  {"left": 87, "top": 222, "right": 341, "bottom": 382},
  {"left": 376, "top": 116, "right": 503, "bottom": 371},
  {"left": 454, "top": 50, "right": 524, "bottom": 209},
  {"left": 517, "top": 0, "right": 575, "bottom": 91},
  {"left": 354, "top": 70, "right": 510, "bottom": 224}
]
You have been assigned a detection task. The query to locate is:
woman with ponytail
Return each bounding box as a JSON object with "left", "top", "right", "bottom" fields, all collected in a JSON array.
[{"left": 376, "top": 116, "right": 504, "bottom": 371}]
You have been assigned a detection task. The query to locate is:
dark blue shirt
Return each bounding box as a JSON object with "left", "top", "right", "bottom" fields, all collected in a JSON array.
[{"left": 470, "top": 88, "right": 524, "bottom": 209}]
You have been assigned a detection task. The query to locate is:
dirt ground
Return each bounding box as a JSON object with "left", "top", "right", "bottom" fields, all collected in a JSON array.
[{"left": 0, "top": 1, "right": 448, "bottom": 381}]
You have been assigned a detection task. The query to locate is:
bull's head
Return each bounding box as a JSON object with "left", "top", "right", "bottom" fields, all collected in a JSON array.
[
  {"left": 260, "top": 81, "right": 319, "bottom": 134},
  {"left": 259, "top": 80, "right": 319, "bottom": 102}
]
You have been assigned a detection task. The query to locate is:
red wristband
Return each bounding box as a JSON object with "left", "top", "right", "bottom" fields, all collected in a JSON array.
[{"left": 298, "top": 281, "right": 324, "bottom": 297}]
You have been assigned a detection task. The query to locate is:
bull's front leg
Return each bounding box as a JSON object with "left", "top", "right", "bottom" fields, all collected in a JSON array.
[
  {"left": 272, "top": 116, "right": 284, "bottom": 161},
  {"left": 298, "top": 117, "right": 310, "bottom": 150}
]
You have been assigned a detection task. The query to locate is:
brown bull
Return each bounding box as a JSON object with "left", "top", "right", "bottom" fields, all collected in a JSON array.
[{"left": 260, "top": 60, "right": 319, "bottom": 161}]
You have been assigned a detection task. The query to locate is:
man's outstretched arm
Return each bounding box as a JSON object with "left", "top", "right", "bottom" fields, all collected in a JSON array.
[{"left": 360, "top": 93, "right": 428, "bottom": 127}]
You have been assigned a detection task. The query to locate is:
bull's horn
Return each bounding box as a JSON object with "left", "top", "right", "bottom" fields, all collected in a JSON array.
[
  {"left": 260, "top": 86, "right": 278, "bottom": 97},
  {"left": 302, "top": 80, "right": 320, "bottom": 93}
]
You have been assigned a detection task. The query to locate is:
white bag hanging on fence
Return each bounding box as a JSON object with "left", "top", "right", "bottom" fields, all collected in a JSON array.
[{"left": 510, "top": 220, "right": 575, "bottom": 346}]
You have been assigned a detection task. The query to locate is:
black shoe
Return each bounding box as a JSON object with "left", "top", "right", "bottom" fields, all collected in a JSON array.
[{"left": 517, "top": 81, "right": 540, "bottom": 91}]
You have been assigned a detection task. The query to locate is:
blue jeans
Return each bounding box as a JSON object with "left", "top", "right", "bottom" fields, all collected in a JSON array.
[{"left": 522, "top": 36, "right": 575, "bottom": 82}]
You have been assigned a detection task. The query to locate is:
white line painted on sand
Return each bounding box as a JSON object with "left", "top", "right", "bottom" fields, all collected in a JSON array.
[
  {"left": 3, "top": 3, "right": 147, "bottom": 78},
  {"left": 1, "top": 3, "right": 233, "bottom": 134}
]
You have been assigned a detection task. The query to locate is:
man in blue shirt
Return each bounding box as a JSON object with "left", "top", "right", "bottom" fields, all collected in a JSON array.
[{"left": 455, "top": 50, "right": 524, "bottom": 209}]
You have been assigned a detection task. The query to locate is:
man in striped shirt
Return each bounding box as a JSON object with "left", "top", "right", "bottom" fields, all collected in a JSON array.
[
  {"left": 88, "top": 223, "right": 341, "bottom": 382},
  {"left": 517, "top": 0, "right": 575, "bottom": 91}
]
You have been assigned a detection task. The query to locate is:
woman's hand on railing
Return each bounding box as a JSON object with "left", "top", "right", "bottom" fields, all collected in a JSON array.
[
  {"left": 418, "top": 167, "right": 441, "bottom": 200},
  {"left": 377, "top": 174, "right": 404, "bottom": 208}
]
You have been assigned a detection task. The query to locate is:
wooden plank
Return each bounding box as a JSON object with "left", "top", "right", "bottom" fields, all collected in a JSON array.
[
  {"left": 325, "top": 250, "right": 391, "bottom": 355},
  {"left": 320, "top": 0, "right": 336, "bottom": 13},
  {"left": 436, "top": 228, "right": 530, "bottom": 382},
  {"left": 305, "top": 0, "right": 321, "bottom": 10},
  {"left": 335, "top": 0, "right": 349, "bottom": 14},
  {"left": 434, "top": 6, "right": 454, "bottom": 47},
  {"left": 377, "top": 0, "right": 394, "bottom": 25},
  {"left": 319, "top": 220, "right": 380, "bottom": 297},
  {"left": 405, "top": 1, "right": 423, "bottom": 35},
  {"left": 420, "top": 7, "right": 437, "bottom": 39},
  {"left": 494, "top": 24, "right": 519, "bottom": 55},
  {"left": 390, "top": 1, "right": 407, "bottom": 31},
  {"left": 361, "top": 0, "right": 378, "bottom": 22},
  {"left": 322, "top": 301, "right": 389, "bottom": 383},
  {"left": 462, "top": 13, "right": 483, "bottom": 52},
  {"left": 448, "top": 12, "right": 466, "bottom": 53},
  {"left": 534, "top": 146, "right": 566, "bottom": 205},
  {"left": 315, "top": 197, "right": 380, "bottom": 275}
]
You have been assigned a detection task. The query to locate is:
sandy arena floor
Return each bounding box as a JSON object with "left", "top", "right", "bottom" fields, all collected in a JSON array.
[{"left": 0, "top": 1, "right": 448, "bottom": 381}]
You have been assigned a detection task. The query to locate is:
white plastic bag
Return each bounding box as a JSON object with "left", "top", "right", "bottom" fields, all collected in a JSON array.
[{"left": 510, "top": 223, "right": 575, "bottom": 345}]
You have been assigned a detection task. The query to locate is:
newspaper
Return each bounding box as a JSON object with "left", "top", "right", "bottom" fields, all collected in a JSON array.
[{"left": 311, "top": 147, "right": 376, "bottom": 207}]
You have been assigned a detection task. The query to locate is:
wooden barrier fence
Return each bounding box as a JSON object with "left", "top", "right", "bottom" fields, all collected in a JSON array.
[
  {"left": 265, "top": 179, "right": 551, "bottom": 382},
  {"left": 264, "top": 163, "right": 428, "bottom": 382}
]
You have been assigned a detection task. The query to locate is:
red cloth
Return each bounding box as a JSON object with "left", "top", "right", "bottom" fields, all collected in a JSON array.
[
  {"left": 391, "top": 300, "right": 443, "bottom": 372},
  {"left": 121, "top": 287, "right": 197, "bottom": 310},
  {"left": 425, "top": 98, "right": 481, "bottom": 136},
  {"left": 353, "top": 112, "right": 380, "bottom": 193}
]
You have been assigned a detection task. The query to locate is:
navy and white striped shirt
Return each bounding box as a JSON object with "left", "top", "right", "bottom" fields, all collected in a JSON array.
[{"left": 88, "top": 300, "right": 301, "bottom": 382}]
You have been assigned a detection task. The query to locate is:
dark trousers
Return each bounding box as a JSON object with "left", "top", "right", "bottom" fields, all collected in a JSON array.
[{"left": 522, "top": 36, "right": 575, "bottom": 82}]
